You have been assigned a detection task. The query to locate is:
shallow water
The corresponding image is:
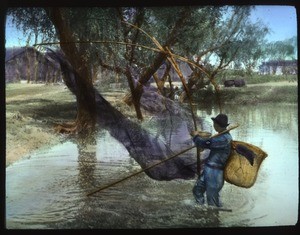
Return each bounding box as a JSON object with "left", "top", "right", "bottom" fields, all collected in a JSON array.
[{"left": 6, "top": 103, "right": 298, "bottom": 229}]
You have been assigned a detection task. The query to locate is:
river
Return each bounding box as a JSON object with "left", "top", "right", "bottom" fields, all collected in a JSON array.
[{"left": 6, "top": 103, "right": 298, "bottom": 229}]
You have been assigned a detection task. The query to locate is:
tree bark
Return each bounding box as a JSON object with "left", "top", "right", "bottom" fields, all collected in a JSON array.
[
  {"left": 46, "top": 8, "right": 96, "bottom": 133},
  {"left": 124, "top": 66, "right": 144, "bottom": 120}
]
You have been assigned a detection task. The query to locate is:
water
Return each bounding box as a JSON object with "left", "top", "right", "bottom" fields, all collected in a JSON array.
[{"left": 6, "top": 103, "right": 298, "bottom": 229}]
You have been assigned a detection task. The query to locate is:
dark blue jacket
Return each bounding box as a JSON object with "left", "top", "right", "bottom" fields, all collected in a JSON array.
[{"left": 193, "top": 132, "right": 232, "bottom": 169}]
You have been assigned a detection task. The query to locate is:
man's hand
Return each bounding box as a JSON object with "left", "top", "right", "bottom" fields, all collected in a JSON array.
[{"left": 190, "top": 130, "right": 198, "bottom": 137}]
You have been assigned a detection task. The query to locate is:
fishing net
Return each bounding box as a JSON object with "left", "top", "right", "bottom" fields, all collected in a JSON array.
[{"left": 224, "top": 141, "right": 268, "bottom": 188}]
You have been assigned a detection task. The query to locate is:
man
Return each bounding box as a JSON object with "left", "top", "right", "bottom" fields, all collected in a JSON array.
[{"left": 190, "top": 113, "right": 232, "bottom": 207}]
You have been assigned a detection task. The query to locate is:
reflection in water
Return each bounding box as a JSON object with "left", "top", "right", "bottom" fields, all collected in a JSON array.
[
  {"left": 77, "top": 150, "right": 97, "bottom": 188},
  {"left": 6, "top": 103, "right": 298, "bottom": 228}
]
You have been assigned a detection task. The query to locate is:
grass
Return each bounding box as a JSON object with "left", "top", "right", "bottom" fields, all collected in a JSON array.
[
  {"left": 246, "top": 74, "right": 297, "bottom": 84},
  {"left": 257, "top": 85, "right": 298, "bottom": 103},
  {"left": 193, "top": 82, "right": 298, "bottom": 105},
  {"left": 216, "top": 71, "right": 298, "bottom": 84}
]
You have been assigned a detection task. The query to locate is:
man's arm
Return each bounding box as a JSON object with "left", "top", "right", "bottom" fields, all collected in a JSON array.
[{"left": 191, "top": 132, "right": 211, "bottom": 149}]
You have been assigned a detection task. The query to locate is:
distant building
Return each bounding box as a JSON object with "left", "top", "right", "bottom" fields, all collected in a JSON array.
[
  {"left": 258, "top": 60, "right": 298, "bottom": 75},
  {"left": 5, "top": 46, "right": 63, "bottom": 83}
]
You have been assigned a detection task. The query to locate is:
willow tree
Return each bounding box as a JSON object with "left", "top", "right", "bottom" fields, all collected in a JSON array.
[
  {"left": 174, "top": 6, "right": 269, "bottom": 96},
  {"left": 7, "top": 6, "right": 266, "bottom": 132},
  {"left": 216, "top": 17, "right": 270, "bottom": 76},
  {"left": 99, "top": 6, "right": 197, "bottom": 120},
  {"left": 7, "top": 7, "right": 195, "bottom": 126},
  {"left": 118, "top": 6, "right": 270, "bottom": 114},
  {"left": 8, "top": 7, "right": 121, "bottom": 132},
  {"left": 6, "top": 6, "right": 270, "bottom": 180},
  {"left": 264, "top": 37, "right": 297, "bottom": 61},
  {"left": 7, "top": 7, "right": 202, "bottom": 180}
]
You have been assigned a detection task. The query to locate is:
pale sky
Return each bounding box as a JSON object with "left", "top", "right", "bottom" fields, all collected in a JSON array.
[
  {"left": 250, "top": 5, "right": 297, "bottom": 42},
  {"left": 4, "top": 5, "right": 298, "bottom": 48}
]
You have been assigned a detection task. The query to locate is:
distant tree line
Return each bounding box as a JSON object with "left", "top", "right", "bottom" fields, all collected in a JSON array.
[{"left": 7, "top": 6, "right": 284, "bottom": 131}]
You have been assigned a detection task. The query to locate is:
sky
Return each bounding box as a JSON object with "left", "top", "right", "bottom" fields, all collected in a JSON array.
[
  {"left": 249, "top": 5, "right": 297, "bottom": 42},
  {"left": 4, "top": 5, "right": 298, "bottom": 48}
]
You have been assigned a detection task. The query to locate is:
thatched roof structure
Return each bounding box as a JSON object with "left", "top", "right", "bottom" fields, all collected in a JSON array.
[
  {"left": 5, "top": 47, "right": 63, "bottom": 83},
  {"left": 259, "top": 60, "right": 298, "bottom": 75}
]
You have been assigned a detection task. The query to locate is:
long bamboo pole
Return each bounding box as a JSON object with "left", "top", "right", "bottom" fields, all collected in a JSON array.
[
  {"left": 86, "top": 124, "right": 239, "bottom": 197},
  {"left": 121, "top": 22, "right": 203, "bottom": 176},
  {"left": 86, "top": 146, "right": 195, "bottom": 197},
  {"left": 164, "top": 46, "right": 203, "bottom": 175}
]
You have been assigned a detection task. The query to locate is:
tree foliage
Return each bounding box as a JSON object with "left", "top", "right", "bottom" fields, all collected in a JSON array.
[
  {"left": 6, "top": 6, "right": 272, "bottom": 122},
  {"left": 264, "top": 37, "right": 297, "bottom": 61},
  {"left": 7, "top": 6, "right": 270, "bottom": 75},
  {"left": 7, "top": 8, "right": 56, "bottom": 44}
]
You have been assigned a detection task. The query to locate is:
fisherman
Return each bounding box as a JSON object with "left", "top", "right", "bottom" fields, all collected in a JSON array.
[{"left": 190, "top": 113, "right": 232, "bottom": 207}]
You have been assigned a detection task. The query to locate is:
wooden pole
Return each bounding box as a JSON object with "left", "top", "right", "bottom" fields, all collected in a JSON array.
[
  {"left": 121, "top": 22, "right": 203, "bottom": 175},
  {"left": 86, "top": 124, "right": 239, "bottom": 197},
  {"left": 164, "top": 46, "right": 202, "bottom": 175},
  {"left": 86, "top": 146, "right": 195, "bottom": 197}
]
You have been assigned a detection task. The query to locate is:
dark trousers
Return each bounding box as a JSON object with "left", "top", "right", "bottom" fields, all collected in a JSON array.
[{"left": 192, "top": 165, "right": 224, "bottom": 207}]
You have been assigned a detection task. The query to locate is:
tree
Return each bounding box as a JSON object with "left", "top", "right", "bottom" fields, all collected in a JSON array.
[
  {"left": 119, "top": 6, "right": 195, "bottom": 120},
  {"left": 174, "top": 6, "right": 270, "bottom": 109},
  {"left": 265, "top": 37, "right": 297, "bottom": 61},
  {"left": 7, "top": 6, "right": 268, "bottom": 129},
  {"left": 9, "top": 5, "right": 198, "bottom": 180},
  {"left": 6, "top": 6, "right": 272, "bottom": 180},
  {"left": 8, "top": 7, "right": 118, "bottom": 132}
]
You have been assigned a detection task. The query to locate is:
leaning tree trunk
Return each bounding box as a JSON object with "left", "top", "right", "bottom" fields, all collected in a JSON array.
[
  {"left": 46, "top": 8, "right": 96, "bottom": 133},
  {"left": 46, "top": 7, "right": 205, "bottom": 181},
  {"left": 50, "top": 51, "right": 203, "bottom": 181}
]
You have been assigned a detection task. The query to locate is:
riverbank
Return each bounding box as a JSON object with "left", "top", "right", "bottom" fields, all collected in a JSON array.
[
  {"left": 5, "top": 83, "right": 138, "bottom": 167},
  {"left": 193, "top": 81, "right": 298, "bottom": 105},
  {"left": 221, "top": 81, "right": 298, "bottom": 104},
  {"left": 5, "top": 81, "right": 298, "bottom": 166}
]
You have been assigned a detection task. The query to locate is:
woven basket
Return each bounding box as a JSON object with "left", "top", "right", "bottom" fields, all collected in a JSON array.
[{"left": 224, "top": 140, "right": 268, "bottom": 188}]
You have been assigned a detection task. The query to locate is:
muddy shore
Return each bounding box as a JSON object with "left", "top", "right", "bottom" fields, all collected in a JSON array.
[{"left": 5, "top": 81, "right": 297, "bottom": 166}]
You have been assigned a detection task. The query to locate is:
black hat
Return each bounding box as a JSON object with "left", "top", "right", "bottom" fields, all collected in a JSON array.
[{"left": 211, "top": 114, "right": 230, "bottom": 128}]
